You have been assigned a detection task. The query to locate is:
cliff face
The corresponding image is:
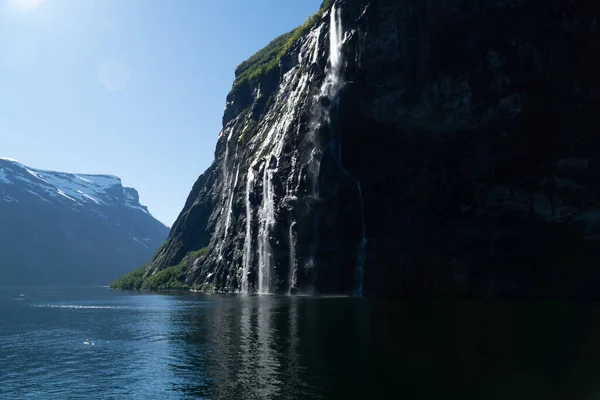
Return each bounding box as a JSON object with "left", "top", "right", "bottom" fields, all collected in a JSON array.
[
  {"left": 0, "top": 158, "right": 169, "bottom": 286},
  {"left": 145, "top": 0, "right": 600, "bottom": 298}
]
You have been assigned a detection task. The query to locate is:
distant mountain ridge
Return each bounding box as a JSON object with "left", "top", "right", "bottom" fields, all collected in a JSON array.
[
  {"left": 0, "top": 157, "right": 149, "bottom": 214},
  {"left": 0, "top": 157, "right": 169, "bottom": 286}
]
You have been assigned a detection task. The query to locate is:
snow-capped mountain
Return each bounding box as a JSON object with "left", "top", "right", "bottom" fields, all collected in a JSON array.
[
  {"left": 0, "top": 157, "right": 169, "bottom": 286},
  {"left": 0, "top": 156, "right": 149, "bottom": 213}
]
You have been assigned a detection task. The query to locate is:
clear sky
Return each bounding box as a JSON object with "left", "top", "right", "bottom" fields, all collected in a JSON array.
[{"left": 0, "top": 0, "right": 322, "bottom": 227}]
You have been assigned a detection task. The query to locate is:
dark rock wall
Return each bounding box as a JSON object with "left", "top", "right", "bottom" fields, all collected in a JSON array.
[{"left": 148, "top": 0, "right": 600, "bottom": 299}]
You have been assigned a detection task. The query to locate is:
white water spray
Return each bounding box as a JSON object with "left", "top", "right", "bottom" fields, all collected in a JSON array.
[
  {"left": 241, "top": 168, "right": 255, "bottom": 293},
  {"left": 329, "top": 4, "right": 343, "bottom": 72},
  {"left": 258, "top": 162, "right": 276, "bottom": 294},
  {"left": 288, "top": 221, "right": 297, "bottom": 293},
  {"left": 319, "top": 4, "right": 345, "bottom": 100}
]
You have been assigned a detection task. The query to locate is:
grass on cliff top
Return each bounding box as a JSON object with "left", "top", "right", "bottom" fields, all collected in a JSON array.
[
  {"left": 232, "top": 0, "right": 334, "bottom": 89},
  {"left": 110, "top": 247, "right": 209, "bottom": 291}
]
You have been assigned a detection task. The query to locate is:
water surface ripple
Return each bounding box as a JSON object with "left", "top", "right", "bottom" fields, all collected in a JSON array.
[{"left": 1, "top": 287, "right": 599, "bottom": 399}]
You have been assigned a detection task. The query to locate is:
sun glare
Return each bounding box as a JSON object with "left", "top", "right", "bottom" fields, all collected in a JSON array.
[{"left": 9, "top": 0, "right": 47, "bottom": 13}]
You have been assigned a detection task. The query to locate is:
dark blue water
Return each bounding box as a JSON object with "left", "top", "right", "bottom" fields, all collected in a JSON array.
[{"left": 1, "top": 287, "right": 600, "bottom": 399}]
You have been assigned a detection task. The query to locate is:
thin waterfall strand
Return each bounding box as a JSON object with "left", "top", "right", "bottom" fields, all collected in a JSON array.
[
  {"left": 223, "top": 167, "right": 240, "bottom": 240},
  {"left": 241, "top": 168, "right": 255, "bottom": 293},
  {"left": 221, "top": 141, "right": 230, "bottom": 188},
  {"left": 218, "top": 141, "right": 231, "bottom": 261},
  {"left": 288, "top": 221, "right": 297, "bottom": 294},
  {"left": 220, "top": 166, "right": 240, "bottom": 260},
  {"left": 258, "top": 164, "right": 275, "bottom": 294}
]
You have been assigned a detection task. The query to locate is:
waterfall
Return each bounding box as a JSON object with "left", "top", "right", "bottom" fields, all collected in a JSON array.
[
  {"left": 241, "top": 168, "right": 255, "bottom": 294},
  {"left": 258, "top": 163, "right": 275, "bottom": 294},
  {"left": 307, "top": 213, "right": 319, "bottom": 270},
  {"left": 218, "top": 139, "right": 231, "bottom": 261},
  {"left": 288, "top": 221, "right": 297, "bottom": 294},
  {"left": 222, "top": 141, "right": 230, "bottom": 188},
  {"left": 223, "top": 167, "right": 240, "bottom": 240},
  {"left": 325, "top": 4, "right": 368, "bottom": 296},
  {"left": 219, "top": 166, "right": 240, "bottom": 261},
  {"left": 331, "top": 140, "right": 368, "bottom": 296},
  {"left": 314, "top": 140, "right": 334, "bottom": 199},
  {"left": 319, "top": 4, "right": 344, "bottom": 99},
  {"left": 329, "top": 4, "right": 343, "bottom": 72},
  {"left": 311, "top": 25, "right": 323, "bottom": 64}
]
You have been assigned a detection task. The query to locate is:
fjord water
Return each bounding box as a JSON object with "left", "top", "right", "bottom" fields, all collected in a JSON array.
[{"left": 2, "top": 289, "right": 600, "bottom": 400}]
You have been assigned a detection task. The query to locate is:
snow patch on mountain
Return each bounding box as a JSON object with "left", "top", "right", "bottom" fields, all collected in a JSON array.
[
  {"left": 57, "top": 189, "right": 77, "bottom": 202},
  {"left": 75, "top": 175, "right": 93, "bottom": 183},
  {"left": 26, "top": 168, "right": 46, "bottom": 182},
  {"left": 0, "top": 170, "right": 12, "bottom": 185},
  {"left": 77, "top": 190, "right": 102, "bottom": 205},
  {"left": 0, "top": 157, "right": 154, "bottom": 217},
  {"left": 32, "top": 170, "right": 121, "bottom": 206},
  {"left": 130, "top": 233, "right": 149, "bottom": 248},
  {"left": 26, "top": 189, "right": 51, "bottom": 203}
]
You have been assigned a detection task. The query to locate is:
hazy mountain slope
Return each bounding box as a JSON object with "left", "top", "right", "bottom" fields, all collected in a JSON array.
[{"left": 0, "top": 157, "right": 169, "bottom": 286}]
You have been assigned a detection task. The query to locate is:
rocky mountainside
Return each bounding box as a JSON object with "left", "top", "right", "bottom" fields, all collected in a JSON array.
[
  {"left": 122, "top": 0, "right": 600, "bottom": 299},
  {"left": 0, "top": 157, "right": 169, "bottom": 286}
]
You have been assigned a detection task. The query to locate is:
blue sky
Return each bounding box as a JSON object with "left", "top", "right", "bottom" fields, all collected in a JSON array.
[{"left": 0, "top": 0, "right": 322, "bottom": 226}]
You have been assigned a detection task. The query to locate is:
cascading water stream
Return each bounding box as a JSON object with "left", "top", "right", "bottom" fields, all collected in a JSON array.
[
  {"left": 258, "top": 163, "right": 275, "bottom": 294},
  {"left": 288, "top": 221, "right": 297, "bottom": 294},
  {"left": 220, "top": 164, "right": 239, "bottom": 261},
  {"left": 329, "top": 4, "right": 343, "bottom": 75},
  {"left": 307, "top": 140, "right": 335, "bottom": 272},
  {"left": 217, "top": 141, "right": 231, "bottom": 261},
  {"left": 221, "top": 141, "right": 230, "bottom": 188},
  {"left": 240, "top": 22, "right": 321, "bottom": 295},
  {"left": 241, "top": 3, "right": 365, "bottom": 296},
  {"left": 223, "top": 167, "right": 240, "bottom": 241},
  {"left": 325, "top": 4, "right": 368, "bottom": 296},
  {"left": 241, "top": 168, "right": 255, "bottom": 293}
]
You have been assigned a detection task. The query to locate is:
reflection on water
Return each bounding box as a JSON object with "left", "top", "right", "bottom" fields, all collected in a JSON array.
[
  {"left": 175, "top": 296, "right": 313, "bottom": 399},
  {"left": 3, "top": 288, "right": 600, "bottom": 399}
]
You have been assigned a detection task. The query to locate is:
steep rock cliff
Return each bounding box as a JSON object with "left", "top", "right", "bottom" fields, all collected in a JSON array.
[{"left": 141, "top": 0, "right": 600, "bottom": 298}]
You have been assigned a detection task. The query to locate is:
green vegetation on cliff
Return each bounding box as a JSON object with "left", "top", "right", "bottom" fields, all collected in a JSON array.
[
  {"left": 232, "top": 0, "right": 334, "bottom": 89},
  {"left": 109, "top": 265, "right": 147, "bottom": 291},
  {"left": 110, "top": 247, "right": 209, "bottom": 291}
]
